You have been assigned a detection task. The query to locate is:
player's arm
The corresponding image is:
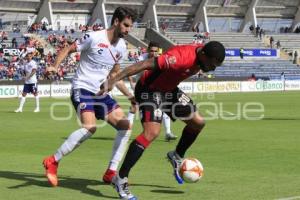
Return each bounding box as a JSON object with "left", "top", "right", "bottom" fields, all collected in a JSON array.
[
  {"left": 98, "top": 57, "right": 156, "bottom": 95},
  {"left": 26, "top": 68, "right": 37, "bottom": 80},
  {"left": 128, "top": 76, "right": 136, "bottom": 90},
  {"left": 107, "top": 63, "right": 134, "bottom": 97},
  {"left": 108, "top": 63, "right": 121, "bottom": 79},
  {"left": 48, "top": 43, "right": 77, "bottom": 73}
]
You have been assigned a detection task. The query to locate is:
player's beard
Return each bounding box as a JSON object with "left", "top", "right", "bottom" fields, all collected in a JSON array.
[
  {"left": 118, "top": 32, "right": 125, "bottom": 38},
  {"left": 198, "top": 60, "right": 209, "bottom": 72}
]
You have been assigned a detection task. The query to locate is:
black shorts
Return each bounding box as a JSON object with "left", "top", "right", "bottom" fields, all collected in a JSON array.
[{"left": 135, "top": 81, "right": 196, "bottom": 123}]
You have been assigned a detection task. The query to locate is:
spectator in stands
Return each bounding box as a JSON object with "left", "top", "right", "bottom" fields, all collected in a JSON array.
[
  {"left": 248, "top": 73, "right": 256, "bottom": 81},
  {"left": 255, "top": 25, "right": 260, "bottom": 37},
  {"left": 128, "top": 51, "right": 134, "bottom": 61},
  {"left": 42, "top": 22, "right": 48, "bottom": 32},
  {"left": 293, "top": 51, "right": 298, "bottom": 64},
  {"left": 259, "top": 29, "right": 264, "bottom": 40},
  {"left": 133, "top": 52, "right": 139, "bottom": 61},
  {"left": 64, "top": 26, "right": 68, "bottom": 34},
  {"left": 239, "top": 47, "right": 244, "bottom": 59},
  {"left": 48, "top": 23, "right": 53, "bottom": 31},
  {"left": 12, "top": 37, "right": 18, "bottom": 48},
  {"left": 249, "top": 24, "right": 254, "bottom": 33},
  {"left": 161, "top": 22, "right": 167, "bottom": 34},
  {"left": 269, "top": 36, "right": 274, "bottom": 48},
  {"left": 173, "top": 0, "right": 181, "bottom": 5},
  {"left": 276, "top": 40, "right": 281, "bottom": 49}
]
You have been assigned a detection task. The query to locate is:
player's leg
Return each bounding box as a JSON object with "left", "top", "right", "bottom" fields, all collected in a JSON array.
[
  {"left": 43, "top": 111, "right": 96, "bottom": 186},
  {"left": 33, "top": 84, "right": 40, "bottom": 112},
  {"left": 167, "top": 89, "right": 205, "bottom": 184},
  {"left": 113, "top": 121, "right": 161, "bottom": 199},
  {"left": 162, "top": 113, "right": 177, "bottom": 141},
  {"left": 103, "top": 106, "right": 131, "bottom": 183},
  {"left": 127, "top": 104, "right": 137, "bottom": 125},
  {"left": 15, "top": 85, "right": 28, "bottom": 112},
  {"left": 43, "top": 89, "right": 97, "bottom": 186},
  {"left": 112, "top": 100, "right": 162, "bottom": 199},
  {"left": 175, "top": 112, "right": 205, "bottom": 158}
]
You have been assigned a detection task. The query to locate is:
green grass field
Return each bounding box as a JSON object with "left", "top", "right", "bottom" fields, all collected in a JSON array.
[{"left": 1, "top": 91, "right": 300, "bottom": 200}]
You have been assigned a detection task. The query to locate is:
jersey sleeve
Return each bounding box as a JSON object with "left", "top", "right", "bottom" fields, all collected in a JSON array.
[
  {"left": 118, "top": 46, "right": 127, "bottom": 64},
  {"left": 156, "top": 46, "right": 179, "bottom": 70},
  {"left": 75, "top": 33, "right": 92, "bottom": 52}
]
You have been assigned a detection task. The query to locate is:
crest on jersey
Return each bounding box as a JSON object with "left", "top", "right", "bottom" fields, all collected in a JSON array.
[
  {"left": 168, "top": 56, "right": 177, "bottom": 64},
  {"left": 154, "top": 109, "right": 162, "bottom": 118},
  {"left": 79, "top": 103, "right": 87, "bottom": 110},
  {"left": 116, "top": 52, "right": 122, "bottom": 60}
]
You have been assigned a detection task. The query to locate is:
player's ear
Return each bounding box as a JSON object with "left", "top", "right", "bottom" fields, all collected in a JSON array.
[{"left": 113, "top": 18, "right": 120, "bottom": 27}]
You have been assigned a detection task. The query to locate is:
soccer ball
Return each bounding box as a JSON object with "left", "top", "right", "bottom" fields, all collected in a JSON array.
[{"left": 180, "top": 158, "right": 204, "bottom": 183}]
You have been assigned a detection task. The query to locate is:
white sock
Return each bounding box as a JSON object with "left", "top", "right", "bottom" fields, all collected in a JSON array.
[
  {"left": 54, "top": 128, "right": 92, "bottom": 162},
  {"left": 18, "top": 97, "right": 26, "bottom": 110},
  {"left": 127, "top": 112, "right": 135, "bottom": 125},
  {"left": 35, "top": 96, "right": 40, "bottom": 110},
  {"left": 163, "top": 113, "right": 172, "bottom": 134},
  {"left": 108, "top": 129, "right": 132, "bottom": 171}
]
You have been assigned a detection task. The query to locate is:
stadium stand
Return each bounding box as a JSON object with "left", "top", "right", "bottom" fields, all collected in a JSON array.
[
  {"left": 165, "top": 32, "right": 265, "bottom": 48},
  {"left": 213, "top": 59, "right": 300, "bottom": 80}
]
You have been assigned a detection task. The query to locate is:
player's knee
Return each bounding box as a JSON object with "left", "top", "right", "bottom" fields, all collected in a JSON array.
[
  {"left": 116, "top": 118, "right": 131, "bottom": 130},
  {"left": 143, "top": 129, "right": 160, "bottom": 142},
  {"left": 83, "top": 126, "right": 97, "bottom": 134},
  {"left": 187, "top": 117, "right": 205, "bottom": 132}
]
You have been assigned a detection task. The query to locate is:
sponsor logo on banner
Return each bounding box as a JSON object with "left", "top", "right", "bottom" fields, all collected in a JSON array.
[
  {"left": 51, "top": 83, "right": 72, "bottom": 97},
  {"left": 225, "top": 49, "right": 278, "bottom": 57},
  {"left": 255, "top": 81, "right": 283, "bottom": 91},
  {"left": 284, "top": 80, "right": 300, "bottom": 91},
  {"left": 195, "top": 82, "right": 218, "bottom": 93},
  {"left": 178, "top": 82, "right": 193, "bottom": 93},
  {"left": 194, "top": 82, "right": 240, "bottom": 93},
  {"left": 0, "top": 85, "right": 18, "bottom": 98},
  {"left": 241, "top": 81, "right": 284, "bottom": 92},
  {"left": 216, "top": 82, "right": 241, "bottom": 92},
  {"left": 3, "top": 49, "right": 21, "bottom": 56}
]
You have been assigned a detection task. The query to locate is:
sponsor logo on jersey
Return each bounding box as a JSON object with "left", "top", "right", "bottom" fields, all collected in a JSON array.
[
  {"left": 98, "top": 43, "right": 109, "bottom": 48},
  {"left": 154, "top": 109, "right": 162, "bottom": 118},
  {"left": 168, "top": 56, "right": 177, "bottom": 64},
  {"left": 79, "top": 103, "right": 87, "bottom": 110}
]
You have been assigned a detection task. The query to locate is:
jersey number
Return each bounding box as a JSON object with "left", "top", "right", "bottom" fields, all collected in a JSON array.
[{"left": 98, "top": 49, "right": 103, "bottom": 55}]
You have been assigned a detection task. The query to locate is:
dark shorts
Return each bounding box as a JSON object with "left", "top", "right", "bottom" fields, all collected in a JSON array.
[
  {"left": 135, "top": 82, "right": 196, "bottom": 123},
  {"left": 23, "top": 83, "right": 38, "bottom": 94},
  {"left": 71, "top": 88, "right": 120, "bottom": 120}
]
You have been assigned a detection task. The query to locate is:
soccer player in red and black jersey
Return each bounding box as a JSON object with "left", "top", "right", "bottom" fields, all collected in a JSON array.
[{"left": 99, "top": 41, "right": 225, "bottom": 199}]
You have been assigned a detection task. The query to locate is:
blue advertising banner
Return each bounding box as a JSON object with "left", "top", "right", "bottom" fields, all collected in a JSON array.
[{"left": 226, "top": 49, "right": 278, "bottom": 57}]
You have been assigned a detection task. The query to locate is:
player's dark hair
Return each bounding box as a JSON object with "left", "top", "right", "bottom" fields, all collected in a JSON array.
[
  {"left": 201, "top": 41, "right": 225, "bottom": 63},
  {"left": 148, "top": 41, "right": 160, "bottom": 49},
  {"left": 111, "top": 7, "right": 137, "bottom": 26}
]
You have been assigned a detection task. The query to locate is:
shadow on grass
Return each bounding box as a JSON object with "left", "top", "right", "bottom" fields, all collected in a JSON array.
[
  {"left": 63, "top": 136, "right": 178, "bottom": 143},
  {"left": 0, "top": 171, "right": 180, "bottom": 198},
  {"left": 151, "top": 189, "right": 185, "bottom": 194},
  {"left": 62, "top": 136, "right": 116, "bottom": 141},
  {"left": 0, "top": 171, "right": 117, "bottom": 199},
  {"left": 262, "top": 117, "right": 300, "bottom": 121}
]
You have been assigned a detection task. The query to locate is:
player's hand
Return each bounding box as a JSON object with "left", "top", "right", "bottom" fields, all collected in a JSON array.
[
  {"left": 128, "top": 95, "right": 137, "bottom": 106},
  {"left": 97, "top": 79, "right": 115, "bottom": 96}
]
